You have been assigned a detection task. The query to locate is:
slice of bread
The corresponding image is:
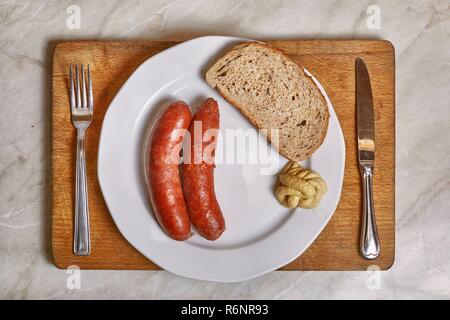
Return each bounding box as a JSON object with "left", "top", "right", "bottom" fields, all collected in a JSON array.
[{"left": 205, "top": 42, "right": 329, "bottom": 161}]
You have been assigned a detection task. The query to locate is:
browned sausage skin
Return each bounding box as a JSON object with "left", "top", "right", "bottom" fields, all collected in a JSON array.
[
  {"left": 148, "top": 101, "right": 192, "bottom": 241},
  {"left": 181, "top": 98, "right": 226, "bottom": 240}
]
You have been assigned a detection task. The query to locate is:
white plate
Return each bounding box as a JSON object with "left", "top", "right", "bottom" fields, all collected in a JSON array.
[{"left": 98, "top": 36, "right": 345, "bottom": 282}]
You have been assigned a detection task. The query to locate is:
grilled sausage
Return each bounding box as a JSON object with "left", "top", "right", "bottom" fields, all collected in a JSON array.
[
  {"left": 148, "top": 101, "right": 192, "bottom": 240},
  {"left": 181, "top": 98, "right": 225, "bottom": 240}
]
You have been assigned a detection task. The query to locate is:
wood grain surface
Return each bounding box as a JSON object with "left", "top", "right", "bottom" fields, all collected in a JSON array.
[{"left": 52, "top": 40, "right": 395, "bottom": 271}]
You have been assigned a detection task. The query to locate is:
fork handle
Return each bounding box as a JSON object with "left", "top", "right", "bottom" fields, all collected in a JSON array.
[
  {"left": 359, "top": 164, "right": 380, "bottom": 260},
  {"left": 74, "top": 128, "right": 91, "bottom": 256}
]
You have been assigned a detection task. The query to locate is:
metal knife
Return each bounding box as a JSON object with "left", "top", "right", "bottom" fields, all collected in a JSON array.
[{"left": 356, "top": 58, "right": 380, "bottom": 260}]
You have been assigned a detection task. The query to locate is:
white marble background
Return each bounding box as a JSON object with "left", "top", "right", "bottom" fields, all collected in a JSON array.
[{"left": 0, "top": 0, "right": 449, "bottom": 299}]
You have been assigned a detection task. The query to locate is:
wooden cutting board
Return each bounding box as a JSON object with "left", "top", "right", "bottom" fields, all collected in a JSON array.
[{"left": 52, "top": 40, "right": 395, "bottom": 271}]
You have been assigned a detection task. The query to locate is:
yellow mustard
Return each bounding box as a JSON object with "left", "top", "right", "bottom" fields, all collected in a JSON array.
[{"left": 275, "top": 161, "right": 327, "bottom": 209}]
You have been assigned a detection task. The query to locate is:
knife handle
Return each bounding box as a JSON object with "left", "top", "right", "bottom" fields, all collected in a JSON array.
[{"left": 359, "top": 163, "right": 380, "bottom": 260}]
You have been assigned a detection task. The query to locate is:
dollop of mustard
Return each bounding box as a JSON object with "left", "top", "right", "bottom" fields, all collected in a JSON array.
[{"left": 275, "top": 161, "right": 327, "bottom": 209}]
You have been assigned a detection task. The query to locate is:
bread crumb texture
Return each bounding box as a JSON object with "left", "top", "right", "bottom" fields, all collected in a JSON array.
[{"left": 206, "top": 42, "right": 329, "bottom": 161}]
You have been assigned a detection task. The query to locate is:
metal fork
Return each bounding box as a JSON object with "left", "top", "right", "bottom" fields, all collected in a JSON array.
[{"left": 69, "top": 64, "right": 93, "bottom": 256}]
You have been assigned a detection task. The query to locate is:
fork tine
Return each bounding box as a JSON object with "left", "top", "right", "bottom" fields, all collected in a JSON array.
[
  {"left": 75, "top": 65, "right": 81, "bottom": 108},
  {"left": 81, "top": 64, "right": 87, "bottom": 108},
  {"left": 69, "top": 65, "right": 75, "bottom": 110},
  {"left": 87, "top": 65, "right": 93, "bottom": 109}
]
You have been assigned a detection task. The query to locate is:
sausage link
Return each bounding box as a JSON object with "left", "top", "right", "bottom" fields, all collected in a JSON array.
[
  {"left": 148, "top": 101, "right": 192, "bottom": 240},
  {"left": 181, "top": 98, "right": 225, "bottom": 240}
]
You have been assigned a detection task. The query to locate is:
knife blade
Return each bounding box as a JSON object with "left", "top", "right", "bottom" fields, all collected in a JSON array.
[
  {"left": 356, "top": 58, "right": 375, "bottom": 163},
  {"left": 356, "top": 58, "right": 380, "bottom": 260}
]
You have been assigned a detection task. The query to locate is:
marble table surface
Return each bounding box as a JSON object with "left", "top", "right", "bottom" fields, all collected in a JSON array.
[{"left": 1, "top": 0, "right": 449, "bottom": 299}]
